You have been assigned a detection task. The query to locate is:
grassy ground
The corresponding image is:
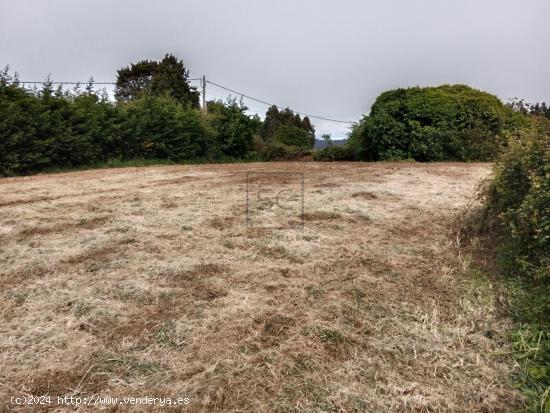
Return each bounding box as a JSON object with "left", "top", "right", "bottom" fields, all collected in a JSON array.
[
  {"left": 458, "top": 208, "right": 550, "bottom": 413},
  {"left": 0, "top": 162, "right": 524, "bottom": 412}
]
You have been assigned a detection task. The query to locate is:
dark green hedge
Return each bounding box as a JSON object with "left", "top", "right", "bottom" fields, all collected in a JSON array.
[
  {"left": 0, "top": 75, "right": 261, "bottom": 175},
  {"left": 481, "top": 117, "right": 549, "bottom": 413},
  {"left": 485, "top": 118, "right": 550, "bottom": 281}
]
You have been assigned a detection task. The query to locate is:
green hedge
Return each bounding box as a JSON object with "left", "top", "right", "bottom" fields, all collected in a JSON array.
[
  {"left": 0, "top": 74, "right": 261, "bottom": 175},
  {"left": 485, "top": 118, "right": 550, "bottom": 281},
  {"left": 482, "top": 118, "right": 549, "bottom": 412}
]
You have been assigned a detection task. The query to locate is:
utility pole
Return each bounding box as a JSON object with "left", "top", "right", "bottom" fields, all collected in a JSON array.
[{"left": 201, "top": 75, "right": 207, "bottom": 114}]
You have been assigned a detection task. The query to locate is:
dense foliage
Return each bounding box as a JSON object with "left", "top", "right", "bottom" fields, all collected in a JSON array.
[
  {"left": 479, "top": 118, "right": 549, "bottom": 411},
  {"left": 272, "top": 125, "right": 311, "bottom": 149},
  {"left": 0, "top": 69, "right": 261, "bottom": 175},
  {"left": 206, "top": 99, "right": 261, "bottom": 158},
  {"left": 349, "top": 84, "right": 526, "bottom": 161},
  {"left": 262, "top": 105, "right": 315, "bottom": 148},
  {"left": 260, "top": 142, "right": 310, "bottom": 161},
  {"left": 313, "top": 145, "right": 357, "bottom": 161},
  {"left": 115, "top": 54, "right": 200, "bottom": 108},
  {"left": 485, "top": 118, "right": 550, "bottom": 282},
  {"left": 121, "top": 95, "right": 211, "bottom": 161}
]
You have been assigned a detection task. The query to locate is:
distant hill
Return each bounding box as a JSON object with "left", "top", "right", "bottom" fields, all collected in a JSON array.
[{"left": 314, "top": 139, "right": 348, "bottom": 150}]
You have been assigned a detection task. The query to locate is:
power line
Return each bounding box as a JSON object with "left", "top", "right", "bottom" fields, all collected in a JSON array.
[
  {"left": 206, "top": 80, "right": 356, "bottom": 124},
  {"left": 17, "top": 78, "right": 202, "bottom": 85},
  {"left": 18, "top": 81, "right": 116, "bottom": 85}
]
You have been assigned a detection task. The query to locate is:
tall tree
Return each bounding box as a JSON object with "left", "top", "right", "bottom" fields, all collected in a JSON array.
[
  {"left": 115, "top": 54, "right": 199, "bottom": 108},
  {"left": 261, "top": 105, "right": 281, "bottom": 140},
  {"left": 261, "top": 106, "right": 316, "bottom": 148}
]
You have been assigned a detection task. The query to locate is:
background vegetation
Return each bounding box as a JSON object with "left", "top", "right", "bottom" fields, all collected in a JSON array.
[
  {"left": 346, "top": 84, "right": 527, "bottom": 161},
  {"left": 315, "top": 84, "right": 534, "bottom": 162},
  {"left": 467, "top": 116, "right": 549, "bottom": 412}
]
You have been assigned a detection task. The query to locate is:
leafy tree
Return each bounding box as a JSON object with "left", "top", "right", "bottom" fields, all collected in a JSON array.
[
  {"left": 272, "top": 125, "right": 311, "bottom": 149},
  {"left": 262, "top": 105, "right": 281, "bottom": 139},
  {"left": 261, "top": 105, "right": 315, "bottom": 148},
  {"left": 322, "top": 133, "right": 333, "bottom": 147},
  {"left": 121, "top": 95, "right": 210, "bottom": 160},
  {"left": 115, "top": 54, "right": 199, "bottom": 108},
  {"left": 206, "top": 98, "right": 261, "bottom": 158}
]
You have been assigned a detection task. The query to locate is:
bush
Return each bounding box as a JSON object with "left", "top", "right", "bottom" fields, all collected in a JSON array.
[
  {"left": 206, "top": 100, "right": 261, "bottom": 159},
  {"left": 313, "top": 145, "right": 357, "bottom": 161},
  {"left": 0, "top": 70, "right": 265, "bottom": 175},
  {"left": 479, "top": 118, "right": 549, "bottom": 412},
  {"left": 0, "top": 77, "right": 124, "bottom": 175},
  {"left": 121, "top": 95, "right": 212, "bottom": 161},
  {"left": 485, "top": 118, "right": 550, "bottom": 281},
  {"left": 352, "top": 84, "right": 527, "bottom": 161},
  {"left": 261, "top": 142, "right": 309, "bottom": 161},
  {"left": 272, "top": 125, "right": 311, "bottom": 149}
]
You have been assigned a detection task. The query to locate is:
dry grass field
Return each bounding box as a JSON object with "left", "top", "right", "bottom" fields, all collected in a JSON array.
[{"left": 0, "top": 162, "right": 523, "bottom": 412}]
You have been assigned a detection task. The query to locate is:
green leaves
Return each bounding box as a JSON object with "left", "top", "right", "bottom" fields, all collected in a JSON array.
[
  {"left": 352, "top": 84, "right": 519, "bottom": 161},
  {"left": 261, "top": 105, "right": 315, "bottom": 149},
  {"left": 0, "top": 74, "right": 261, "bottom": 175},
  {"left": 114, "top": 54, "right": 199, "bottom": 109}
]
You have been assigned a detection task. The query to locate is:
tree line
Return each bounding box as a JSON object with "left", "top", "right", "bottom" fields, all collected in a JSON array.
[
  {"left": 2, "top": 54, "right": 549, "bottom": 175},
  {"left": 0, "top": 55, "right": 317, "bottom": 175}
]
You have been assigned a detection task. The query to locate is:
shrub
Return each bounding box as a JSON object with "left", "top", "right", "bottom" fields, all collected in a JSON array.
[
  {"left": 272, "top": 125, "right": 311, "bottom": 149},
  {"left": 0, "top": 70, "right": 265, "bottom": 175},
  {"left": 205, "top": 100, "right": 261, "bottom": 159},
  {"left": 484, "top": 118, "right": 550, "bottom": 281},
  {"left": 313, "top": 145, "right": 357, "bottom": 161},
  {"left": 481, "top": 117, "right": 550, "bottom": 412},
  {"left": 261, "top": 142, "right": 309, "bottom": 161},
  {"left": 352, "top": 84, "right": 526, "bottom": 161},
  {"left": 121, "top": 95, "right": 212, "bottom": 161}
]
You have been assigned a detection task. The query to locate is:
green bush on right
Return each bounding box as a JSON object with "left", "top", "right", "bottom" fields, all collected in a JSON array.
[
  {"left": 484, "top": 118, "right": 550, "bottom": 282},
  {"left": 480, "top": 117, "right": 549, "bottom": 413},
  {"left": 350, "top": 84, "right": 528, "bottom": 161}
]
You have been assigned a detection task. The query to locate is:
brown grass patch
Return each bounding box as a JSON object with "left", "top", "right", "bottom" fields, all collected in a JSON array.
[
  {"left": 0, "top": 162, "right": 522, "bottom": 412},
  {"left": 313, "top": 182, "right": 340, "bottom": 188},
  {"left": 208, "top": 216, "right": 237, "bottom": 230},
  {"left": 300, "top": 211, "right": 341, "bottom": 221},
  {"left": 16, "top": 216, "right": 109, "bottom": 239},
  {"left": 352, "top": 191, "right": 378, "bottom": 200},
  {"left": 62, "top": 244, "right": 119, "bottom": 265}
]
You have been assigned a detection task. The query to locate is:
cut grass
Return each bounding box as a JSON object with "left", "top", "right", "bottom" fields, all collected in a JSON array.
[
  {"left": 0, "top": 161, "right": 524, "bottom": 411},
  {"left": 458, "top": 207, "right": 550, "bottom": 412}
]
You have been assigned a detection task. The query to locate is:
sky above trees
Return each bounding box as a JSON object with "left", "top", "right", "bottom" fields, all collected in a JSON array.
[{"left": 1, "top": 0, "right": 548, "bottom": 138}]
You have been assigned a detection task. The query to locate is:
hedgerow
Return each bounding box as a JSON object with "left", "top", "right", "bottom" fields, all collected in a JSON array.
[
  {"left": 0, "top": 70, "right": 261, "bottom": 176},
  {"left": 479, "top": 118, "right": 549, "bottom": 411}
]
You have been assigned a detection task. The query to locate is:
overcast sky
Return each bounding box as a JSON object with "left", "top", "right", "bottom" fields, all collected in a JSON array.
[{"left": 1, "top": 0, "right": 549, "bottom": 138}]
